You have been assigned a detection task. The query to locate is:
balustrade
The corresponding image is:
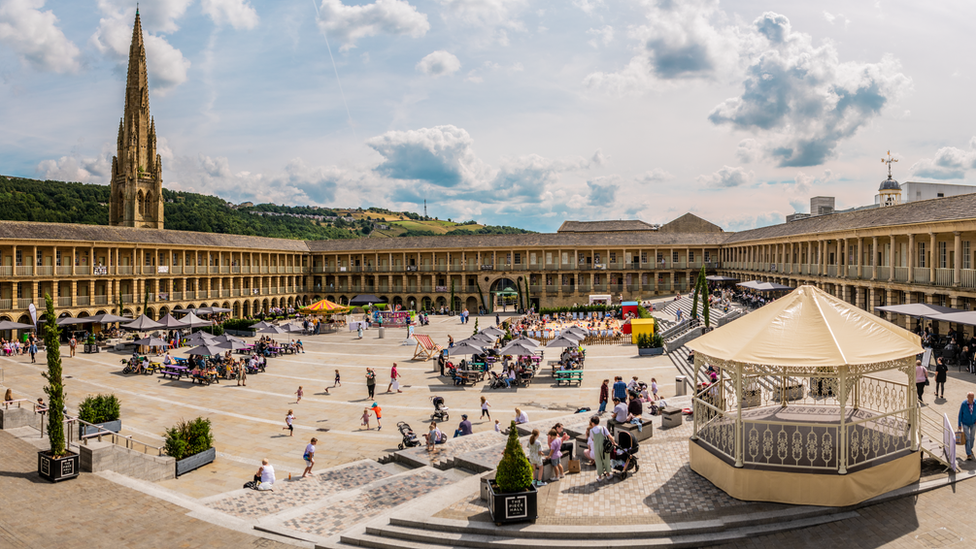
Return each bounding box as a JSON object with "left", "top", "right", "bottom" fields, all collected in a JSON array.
[
  {"left": 914, "top": 269, "right": 930, "bottom": 283},
  {"left": 934, "top": 268, "right": 953, "bottom": 286}
]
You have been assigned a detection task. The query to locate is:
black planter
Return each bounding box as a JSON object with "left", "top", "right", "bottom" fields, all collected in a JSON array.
[
  {"left": 38, "top": 450, "right": 80, "bottom": 482},
  {"left": 487, "top": 480, "right": 537, "bottom": 524},
  {"left": 83, "top": 344, "right": 100, "bottom": 354},
  {"left": 175, "top": 447, "right": 216, "bottom": 477},
  {"left": 638, "top": 347, "right": 664, "bottom": 356}
]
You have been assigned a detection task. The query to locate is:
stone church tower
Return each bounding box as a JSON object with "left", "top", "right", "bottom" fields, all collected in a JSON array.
[{"left": 110, "top": 9, "right": 164, "bottom": 229}]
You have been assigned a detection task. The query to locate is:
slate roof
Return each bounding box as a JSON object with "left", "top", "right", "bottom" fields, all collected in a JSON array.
[
  {"left": 557, "top": 220, "right": 658, "bottom": 233},
  {"left": 726, "top": 193, "right": 976, "bottom": 244},
  {"left": 306, "top": 231, "right": 729, "bottom": 252},
  {"left": 0, "top": 221, "right": 309, "bottom": 251}
]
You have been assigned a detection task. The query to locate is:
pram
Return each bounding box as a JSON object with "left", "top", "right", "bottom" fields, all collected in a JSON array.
[
  {"left": 487, "top": 371, "right": 508, "bottom": 390},
  {"left": 430, "top": 396, "right": 450, "bottom": 422},
  {"left": 397, "top": 421, "right": 421, "bottom": 450},
  {"left": 611, "top": 430, "right": 640, "bottom": 479}
]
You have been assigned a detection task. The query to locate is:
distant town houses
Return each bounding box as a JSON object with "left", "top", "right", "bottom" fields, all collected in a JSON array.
[{"left": 246, "top": 210, "right": 356, "bottom": 222}]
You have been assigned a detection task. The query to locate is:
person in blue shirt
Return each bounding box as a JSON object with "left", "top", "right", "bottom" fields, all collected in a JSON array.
[
  {"left": 612, "top": 376, "right": 628, "bottom": 401},
  {"left": 959, "top": 392, "right": 976, "bottom": 461}
]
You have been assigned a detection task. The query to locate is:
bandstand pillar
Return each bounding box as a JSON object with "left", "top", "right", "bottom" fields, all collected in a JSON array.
[
  {"left": 838, "top": 369, "right": 848, "bottom": 475},
  {"left": 734, "top": 363, "right": 743, "bottom": 468}
]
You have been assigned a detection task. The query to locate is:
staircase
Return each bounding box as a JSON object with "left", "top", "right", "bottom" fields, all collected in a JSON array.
[{"left": 917, "top": 406, "right": 954, "bottom": 470}]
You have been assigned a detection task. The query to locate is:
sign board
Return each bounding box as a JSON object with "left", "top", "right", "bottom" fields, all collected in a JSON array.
[
  {"left": 158, "top": 266, "right": 169, "bottom": 274},
  {"left": 505, "top": 495, "right": 528, "bottom": 519}
]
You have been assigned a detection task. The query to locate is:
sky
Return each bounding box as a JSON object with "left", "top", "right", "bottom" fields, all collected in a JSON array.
[{"left": 2, "top": 0, "right": 976, "bottom": 233}]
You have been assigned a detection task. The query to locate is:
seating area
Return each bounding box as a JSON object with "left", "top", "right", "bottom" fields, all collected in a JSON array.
[{"left": 554, "top": 370, "right": 583, "bottom": 386}]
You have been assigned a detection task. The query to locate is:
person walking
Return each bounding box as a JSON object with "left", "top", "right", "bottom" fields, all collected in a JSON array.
[
  {"left": 480, "top": 396, "right": 491, "bottom": 420},
  {"left": 386, "top": 363, "right": 402, "bottom": 393},
  {"left": 935, "top": 357, "right": 948, "bottom": 399},
  {"left": 301, "top": 437, "right": 317, "bottom": 478},
  {"left": 283, "top": 410, "right": 296, "bottom": 436},
  {"left": 915, "top": 359, "right": 928, "bottom": 403},
  {"left": 371, "top": 403, "right": 383, "bottom": 431},
  {"left": 547, "top": 428, "right": 564, "bottom": 482},
  {"left": 959, "top": 392, "right": 976, "bottom": 461},
  {"left": 334, "top": 369, "right": 341, "bottom": 387},
  {"left": 598, "top": 379, "right": 609, "bottom": 414},
  {"left": 295, "top": 386, "right": 304, "bottom": 403},
  {"left": 526, "top": 429, "right": 547, "bottom": 487},
  {"left": 29, "top": 340, "right": 37, "bottom": 363},
  {"left": 361, "top": 407, "right": 371, "bottom": 430},
  {"left": 588, "top": 415, "right": 614, "bottom": 481},
  {"left": 366, "top": 368, "right": 376, "bottom": 399},
  {"left": 612, "top": 376, "right": 627, "bottom": 402},
  {"left": 237, "top": 361, "right": 247, "bottom": 386},
  {"left": 69, "top": 335, "right": 77, "bottom": 357}
]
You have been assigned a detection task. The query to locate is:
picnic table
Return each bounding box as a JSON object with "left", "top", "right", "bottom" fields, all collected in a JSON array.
[
  {"left": 554, "top": 370, "right": 583, "bottom": 386},
  {"left": 160, "top": 364, "right": 189, "bottom": 380},
  {"left": 457, "top": 369, "right": 485, "bottom": 385}
]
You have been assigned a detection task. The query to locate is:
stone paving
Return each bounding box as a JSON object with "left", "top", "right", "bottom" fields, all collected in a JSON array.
[
  {"left": 279, "top": 469, "right": 456, "bottom": 538},
  {"left": 206, "top": 460, "right": 392, "bottom": 519}
]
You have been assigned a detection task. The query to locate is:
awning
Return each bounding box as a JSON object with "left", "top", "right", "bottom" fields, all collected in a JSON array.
[
  {"left": 874, "top": 303, "right": 957, "bottom": 319},
  {"left": 737, "top": 281, "right": 793, "bottom": 292}
]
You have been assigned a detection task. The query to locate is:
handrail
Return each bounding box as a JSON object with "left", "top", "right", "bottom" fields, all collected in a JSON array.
[
  {"left": 64, "top": 416, "right": 165, "bottom": 456},
  {"left": 2, "top": 398, "right": 36, "bottom": 409}
]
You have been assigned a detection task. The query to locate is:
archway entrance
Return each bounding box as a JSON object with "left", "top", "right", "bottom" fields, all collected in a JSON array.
[{"left": 490, "top": 278, "right": 519, "bottom": 312}]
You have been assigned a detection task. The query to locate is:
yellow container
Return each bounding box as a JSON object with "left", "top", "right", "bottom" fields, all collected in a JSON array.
[{"left": 630, "top": 318, "right": 656, "bottom": 345}]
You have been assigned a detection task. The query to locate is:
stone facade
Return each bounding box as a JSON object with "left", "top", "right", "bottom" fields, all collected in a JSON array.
[{"left": 109, "top": 10, "right": 164, "bottom": 230}]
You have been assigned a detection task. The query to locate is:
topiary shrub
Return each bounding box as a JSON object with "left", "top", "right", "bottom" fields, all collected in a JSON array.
[
  {"left": 78, "top": 394, "right": 121, "bottom": 424},
  {"left": 41, "top": 294, "right": 67, "bottom": 458},
  {"left": 164, "top": 417, "right": 215, "bottom": 460},
  {"left": 495, "top": 421, "right": 533, "bottom": 493}
]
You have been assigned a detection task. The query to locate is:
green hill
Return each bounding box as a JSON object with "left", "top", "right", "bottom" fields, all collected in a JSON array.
[{"left": 0, "top": 176, "right": 532, "bottom": 240}]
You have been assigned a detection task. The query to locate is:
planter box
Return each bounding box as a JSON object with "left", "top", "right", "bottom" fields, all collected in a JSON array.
[
  {"left": 83, "top": 344, "right": 100, "bottom": 354},
  {"left": 637, "top": 347, "right": 664, "bottom": 356},
  {"left": 225, "top": 329, "right": 256, "bottom": 338},
  {"left": 487, "top": 480, "right": 537, "bottom": 524},
  {"left": 38, "top": 450, "right": 80, "bottom": 482},
  {"left": 175, "top": 447, "right": 216, "bottom": 477},
  {"left": 80, "top": 419, "right": 122, "bottom": 438}
]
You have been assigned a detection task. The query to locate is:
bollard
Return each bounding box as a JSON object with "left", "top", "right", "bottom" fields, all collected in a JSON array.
[
  {"left": 378, "top": 327, "right": 385, "bottom": 339},
  {"left": 675, "top": 375, "right": 687, "bottom": 396}
]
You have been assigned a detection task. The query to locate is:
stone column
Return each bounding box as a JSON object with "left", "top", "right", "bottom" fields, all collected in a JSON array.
[
  {"left": 856, "top": 237, "right": 863, "bottom": 279},
  {"left": 871, "top": 236, "right": 878, "bottom": 280},
  {"left": 930, "top": 233, "right": 937, "bottom": 283},
  {"left": 955, "top": 231, "right": 963, "bottom": 286},
  {"left": 908, "top": 234, "right": 915, "bottom": 282}
]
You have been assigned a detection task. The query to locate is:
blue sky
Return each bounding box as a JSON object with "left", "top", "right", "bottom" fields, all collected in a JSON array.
[{"left": 2, "top": 0, "right": 976, "bottom": 232}]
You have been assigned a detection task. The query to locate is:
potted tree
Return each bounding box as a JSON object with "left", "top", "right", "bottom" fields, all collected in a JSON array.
[
  {"left": 78, "top": 394, "right": 121, "bottom": 437},
  {"left": 164, "top": 417, "right": 216, "bottom": 476},
  {"left": 38, "top": 294, "right": 80, "bottom": 482},
  {"left": 637, "top": 333, "right": 665, "bottom": 356},
  {"left": 84, "top": 333, "right": 99, "bottom": 354},
  {"left": 487, "top": 421, "right": 537, "bottom": 524}
]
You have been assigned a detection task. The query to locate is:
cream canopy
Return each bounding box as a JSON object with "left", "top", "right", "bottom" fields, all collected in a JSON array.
[{"left": 688, "top": 284, "right": 921, "bottom": 368}]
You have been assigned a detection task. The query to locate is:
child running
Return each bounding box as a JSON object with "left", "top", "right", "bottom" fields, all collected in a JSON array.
[
  {"left": 295, "top": 386, "right": 303, "bottom": 403},
  {"left": 361, "top": 407, "right": 371, "bottom": 430},
  {"left": 480, "top": 396, "right": 491, "bottom": 420},
  {"left": 334, "top": 369, "right": 341, "bottom": 387},
  {"left": 283, "top": 410, "right": 296, "bottom": 436}
]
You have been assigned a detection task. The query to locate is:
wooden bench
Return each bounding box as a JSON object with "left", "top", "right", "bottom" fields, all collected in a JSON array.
[
  {"left": 159, "top": 369, "right": 183, "bottom": 380},
  {"left": 191, "top": 375, "right": 212, "bottom": 385},
  {"left": 554, "top": 370, "right": 583, "bottom": 386}
]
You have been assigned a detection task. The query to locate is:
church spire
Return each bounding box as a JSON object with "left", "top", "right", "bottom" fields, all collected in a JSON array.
[{"left": 110, "top": 8, "right": 164, "bottom": 229}]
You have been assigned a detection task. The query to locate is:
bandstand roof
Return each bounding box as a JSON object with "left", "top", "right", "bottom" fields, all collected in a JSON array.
[{"left": 687, "top": 285, "right": 921, "bottom": 369}]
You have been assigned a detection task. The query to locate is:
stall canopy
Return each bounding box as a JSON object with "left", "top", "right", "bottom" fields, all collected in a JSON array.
[
  {"left": 874, "top": 303, "right": 957, "bottom": 319},
  {"left": 706, "top": 275, "right": 739, "bottom": 282},
  {"left": 736, "top": 281, "right": 793, "bottom": 292},
  {"left": 122, "top": 314, "right": 164, "bottom": 331},
  {"left": 923, "top": 310, "right": 976, "bottom": 326},
  {"left": 179, "top": 312, "right": 213, "bottom": 328},
  {"left": 349, "top": 294, "right": 386, "bottom": 306},
  {"left": 300, "top": 299, "right": 347, "bottom": 314},
  {"left": 0, "top": 320, "right": 35, "bottom": 331},
  {"left": 154, "top": 313, "right": 189, "bottom": 329},
  {"left": 688, "top": 285, "right": 921, "bottom": 368}
]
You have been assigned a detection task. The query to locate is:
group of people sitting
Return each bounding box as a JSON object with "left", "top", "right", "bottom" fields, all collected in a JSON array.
[{"left": 1, "top": 337, "right": 35, "bottom": 356}]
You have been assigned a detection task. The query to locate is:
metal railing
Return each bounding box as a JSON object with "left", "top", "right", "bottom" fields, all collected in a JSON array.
[
  {"left": 935, "top": 268, "right": 953, "bottom": 286},
  {"left": 914, "top": 269, "right": 930, "bottom": 283},
  {"left": 893, "top": 267, "right": 908, "bottom": 282},
  {"left": 65, "top": 416, "right": 165, "bottom": 457}
]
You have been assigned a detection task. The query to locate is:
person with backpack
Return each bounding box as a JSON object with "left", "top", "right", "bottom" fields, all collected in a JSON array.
[{"left": 588, "top": 415, "right": 614, "bottom": 481}]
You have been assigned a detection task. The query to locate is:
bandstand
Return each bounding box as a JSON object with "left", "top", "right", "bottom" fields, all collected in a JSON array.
[{"left": 688, "top": 285, "right": 924, "bottom": 506}]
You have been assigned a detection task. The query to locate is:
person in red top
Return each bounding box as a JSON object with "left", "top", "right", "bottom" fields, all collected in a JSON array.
[
  {"left": 598, "top": 379, "right": 610, "bottom": 413},
  {"left": 386, "top": 363, "right": 402, "bottom": 393}
]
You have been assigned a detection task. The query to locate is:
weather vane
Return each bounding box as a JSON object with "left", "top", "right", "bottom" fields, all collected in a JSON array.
[{"left": 882, "top": 150, "right": 898, "bottom": 178}]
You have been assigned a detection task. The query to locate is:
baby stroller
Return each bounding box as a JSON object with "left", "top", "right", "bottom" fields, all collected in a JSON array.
[
  {"left": 611, "top": 430, "right": 640, "bottom": 479},
  {"left": 487, "top": 371, "right": 507, "bottom": 390},
  {"left": 397, "top": 421, "right": 421, "bottom": 450},
  {"left": 430, "top": 396, "right": 450, "bottom": 422}
]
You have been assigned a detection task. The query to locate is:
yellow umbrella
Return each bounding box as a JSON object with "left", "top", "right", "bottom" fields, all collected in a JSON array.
[{"left": 300, "top": 299, "right": 349, "bottom": 315}]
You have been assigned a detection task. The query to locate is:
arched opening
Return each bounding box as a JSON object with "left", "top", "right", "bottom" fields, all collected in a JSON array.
[
  {"left": 489, "top": 277, "right": 519, "bottom": 311},
  {"left": 144, "top": 191, "right": 153, "bottom": 219},
  {"left": 393, "top": 296, "right": 403, "bottom": 308},
  {"left": 421, "top": 296, "right": 432, "bottom": 310},
  {"left": 146, "top": 306, "right": 156, "bottom": 319},
  {"left": 233, "top": 302, "right": 241, "bottom": 317},
  {"left": 465, "top": 296, "right": 479, "bottom": 313},
  {"left": 116, "top": 191, "right": 125, "bottom": 221},
  {"left": 137, "top": 190, "right": 145, "bottom": 215},
  {"left": 158, "top": 306, "right": 169, "bottom": 318},
  {"left": 405, "top": 296, "right": 417, "bottom": 310},
  {"left": 435, "top": 296, "right": 447, "bottom": 309}
]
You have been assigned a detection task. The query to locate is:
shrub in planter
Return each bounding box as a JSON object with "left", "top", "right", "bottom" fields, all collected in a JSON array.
[
  {"left": 78, "top": 394, "right": 121, "bottom": 436},
  {"left": 39, "top": 294, "right": 79, "bottom": 482},
  {"left": 488, "top": 421, "right": 537, "bottom": 523},
  {"left": 164, "top": 417, "right": 215, "bottom": 460}
]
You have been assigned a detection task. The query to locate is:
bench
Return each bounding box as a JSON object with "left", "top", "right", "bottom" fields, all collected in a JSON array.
[
  {"left": 618, "top": 420, "right": 653, "bottom": 442},
  {"left": 191, "top": 375, "right": 212, "bottom": 385},
  {"left": 661, "top": 406, "right": 683, "bottom": 429},
  {"left": 159, "top": 369, "right": 183, "bottom": 380},
  {"left": 554, "top": 370, "right": 583, "bottom": 386}
]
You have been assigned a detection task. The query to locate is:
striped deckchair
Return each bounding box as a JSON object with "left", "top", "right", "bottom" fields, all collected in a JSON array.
[{"left": 412, "top": 334, "right": 442, "bottom": 361}]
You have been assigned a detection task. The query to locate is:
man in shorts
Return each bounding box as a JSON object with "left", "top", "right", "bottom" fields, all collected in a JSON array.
[{"left": 302, "top": 437, "right": 317, "bottom": 478}]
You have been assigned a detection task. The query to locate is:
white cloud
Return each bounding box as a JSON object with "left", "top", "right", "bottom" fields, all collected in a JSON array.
[
  {"left": 736, "top": 138, "right": 761, "bottom": 163},
  {"left": 910, "top": 138, "right": 976, "bottom": 180},
  {"left": 201, "top": 0, "right": 259, "bottom": 30},
  {"left": 416, "top": 50, "right": 461, "bottom": 77},
  {"left": 823, "top": 11, "right": 850, "bottom": 29},
  {"left": 587, "top": 175, "right": 619, "bottom": 205},
  {"left": 708, "top": 12, "right": 912, "bottom": 167},
  {"left": 0, "top": 0, "right": 81, "bottom": 73},
  {"left": 637, "top": 168, "right": 674, "bottom": 184},
  {"left": 90, "top": 3, "right": 192, "bottom": 94},
  {"left": 38, "top": 150, "right": 113, "bottom": 183},
  {"left": 317, "top": 0, "right": 430, "bottom": 51},
  {"left": 697, "top": 165, "right": 753, "bottom": 188},
  {"left": 435, "top": 0, "right": 526, "bottom": 44},
  {"left": 94, "top": 0, "right": 193, "bottom": 34},
  {"left": 574, "top": 0, "right": 604, "bottom": 15},
  {"left": 366, "top": 125, "right": 490, "bottom": 187},
  {"left": 586, "top": 25, "right": 613, "bottom": 48}
]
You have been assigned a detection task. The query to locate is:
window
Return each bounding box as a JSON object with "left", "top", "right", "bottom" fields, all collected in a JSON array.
[
  {"left": 657, "top": 253, "right": 664, "bottom": 264},
  {"left": 918, "top": 242, "right": 926, "bottom": 268},
  {"left": 672, "top": 251, "right": 679, "bottom": 263},
  {"left": 36, "top": 251, "right": 42, "bottom": 267},
  {"left": 594, "top": 253, "right": 601, "bottom": 264},
  {"left": 609, "top": 252, "right": 616, "bottom": 262},
  {"left": 689, "top": 251, "right": 695, "bottom": 263},
  {"left": 704, "top": 251, "right": 711, "bottom": 263},
  {"left": 514, "top": 253, "right": 521, "bottom": 265},
  {"left": 15, "top": 250, "right": 22, "bottom": 266},
  {"left": 640, "top": 251, "right": 648, "bottom": 264},
  {"left": 546, "top": 252, "right": 552, "bottom": 265},
  {"left": 939, "top": 241, "right": 947, "bottom": 268},
  {"left": 965, "top": 242, "right": 971, "bottom": 269},
  {"left": 55, "top": 251, "right": 61, "bottom": 267},
  {"left": 937, "top": 192, "right": 945, "bottom": 198}
]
